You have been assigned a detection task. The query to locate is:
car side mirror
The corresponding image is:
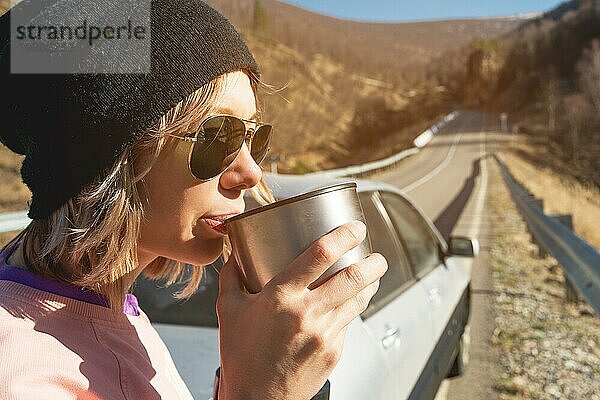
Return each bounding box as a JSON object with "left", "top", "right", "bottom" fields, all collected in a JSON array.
[{"left": 448, "top": 236, "right": 479, "bottom": 257}]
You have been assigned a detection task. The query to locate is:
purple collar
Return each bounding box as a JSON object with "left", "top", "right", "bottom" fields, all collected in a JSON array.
[{"left": 0, "top": 240, "right": 139, "bottom": 316}]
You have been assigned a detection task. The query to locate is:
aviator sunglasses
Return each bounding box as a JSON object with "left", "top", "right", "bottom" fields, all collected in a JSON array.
[{"left": 165, "top": 114, "right": 273, "bottom": 180}]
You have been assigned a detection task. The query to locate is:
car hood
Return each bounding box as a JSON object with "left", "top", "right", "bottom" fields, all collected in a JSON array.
[{"left": 154, "top": 323, "right": 220, "bottom": 399}]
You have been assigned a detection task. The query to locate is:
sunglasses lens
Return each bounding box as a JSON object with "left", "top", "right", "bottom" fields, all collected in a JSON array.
[
  {"left": 189, "top": 116, "right": 246, "bottom": 180},
  {"left": 250, "top": 125, "right": 272, "bottom": 165}
]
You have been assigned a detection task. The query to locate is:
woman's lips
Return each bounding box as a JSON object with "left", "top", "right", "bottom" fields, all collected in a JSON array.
[
  {"left": 201, "top": 217, "right": 228, "bottom": 234},
  {"left": 199, "top": 213, "right": 240, "bottom": 235}
]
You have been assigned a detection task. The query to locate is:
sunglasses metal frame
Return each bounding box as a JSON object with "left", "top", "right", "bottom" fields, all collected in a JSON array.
[{"left": 164, "top": 114, "right": 272, "bottom": 181}]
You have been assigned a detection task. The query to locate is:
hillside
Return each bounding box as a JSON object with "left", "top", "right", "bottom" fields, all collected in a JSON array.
[
  {"left": 205, "top": 0, "right": 523, "bottom": 86},
  {"left": 453, "top": 0, "right": 600, "bottom": 185}
]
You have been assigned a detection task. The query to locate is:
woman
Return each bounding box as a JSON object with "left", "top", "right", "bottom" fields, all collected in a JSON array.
[{"left": 0, "top": 1, "right": 387, "bottom": 399}]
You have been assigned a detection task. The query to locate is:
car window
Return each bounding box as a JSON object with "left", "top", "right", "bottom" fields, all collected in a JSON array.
[
  {"left": 133, "top": 259, "right": 221, "bottom": 328},
  {"left": 380, "top": 192, "right": 440, "bottom": 279},
  {"left": 359, "top": 191, "right": 414, "bottom": 318}
]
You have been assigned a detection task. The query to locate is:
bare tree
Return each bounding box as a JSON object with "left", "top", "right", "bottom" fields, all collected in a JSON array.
[
  {"left": 542, "top": 77, "right": 560, "bottom": 133},
  {"left": 252, "top": 0, "right": 269, "bottom": 39},
  {"left": 577, "top": 39, "right": 600, "bottom": 114},
  {"left": 562, "top": 94, "right": 592, "bottom": 164}
]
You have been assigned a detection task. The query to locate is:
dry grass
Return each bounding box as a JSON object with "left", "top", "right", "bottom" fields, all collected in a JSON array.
[
  {"left": 499, "top": 138, "right": 600, "bottom": 250},
  {"left": 0, "top": 143, "right": 32, "bottom": 248},
  {"left": 0, "top": 144, "right": 30, "bottom": 213},
  {"left": 488, "top": 159, "right": 600, "bottom": 399}
]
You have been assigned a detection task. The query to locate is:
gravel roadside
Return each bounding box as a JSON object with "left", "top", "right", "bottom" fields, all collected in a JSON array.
[{"left": 489, "top": 157, "right": 600, "bottom": 399}]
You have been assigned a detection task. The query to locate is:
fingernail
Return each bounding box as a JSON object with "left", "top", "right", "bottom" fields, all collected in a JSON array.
[{"left": 352, "top": 220, "right": 366, "bottom": 237}]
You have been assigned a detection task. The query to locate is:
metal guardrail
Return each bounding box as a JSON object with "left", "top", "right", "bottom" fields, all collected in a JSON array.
[
  {"left": 303, "top": 148, "right": 420, "bottom": 179},
  {"left": 496, "top": 156, "right": 600, "bottom": 314},
  {"left": 413, "top": 111, "right": 458, "bottom": 148},
  {"left": 0, "top": 111, "right": 460, "bottom": 234},
  {"left": 304, "top": 111, "right": 458, "bottom": 179}
]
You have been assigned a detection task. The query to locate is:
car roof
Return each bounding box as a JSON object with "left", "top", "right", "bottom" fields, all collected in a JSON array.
[
  {"left": 257, "top": 172, "right": 403, "bottom": 200},
  {"left": 254, "top": 172, "right": 446, "bottom": 247}
]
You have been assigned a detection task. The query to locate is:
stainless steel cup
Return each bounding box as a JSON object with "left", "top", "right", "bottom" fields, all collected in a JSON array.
[{"left": 224, "top": 182, "right": 372, "bottom": 293}]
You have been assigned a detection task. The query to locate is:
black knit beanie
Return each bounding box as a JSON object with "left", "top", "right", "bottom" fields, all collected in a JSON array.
[{"left": 0, "top": 0, "right": 260, "bottom": 220}]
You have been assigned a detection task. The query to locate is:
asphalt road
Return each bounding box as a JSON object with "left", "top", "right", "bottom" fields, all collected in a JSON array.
[{"left": 371, "top": 110, "right": 511, "bottom": 400}]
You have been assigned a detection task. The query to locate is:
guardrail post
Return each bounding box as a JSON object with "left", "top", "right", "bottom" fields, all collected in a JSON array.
[
  {"left": 564, "top": 278, "right": 580, "bottom": 304},
  {"left": 528, "top": 196, "right": 544, "bottom": 211},
  {"left": 550, "top": 214, "right": 573, "bottom": 230},
  {"left": 525, "top": 196, "right": 545, "bottom": 257},
  {"left": 549, "top": 214, "right": 579, "bottom": 304}
]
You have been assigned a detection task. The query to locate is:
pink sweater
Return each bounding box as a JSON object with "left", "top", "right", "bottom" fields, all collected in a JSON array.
[{"left": 0, "top": 279, "right": 194, "bottom": 399}]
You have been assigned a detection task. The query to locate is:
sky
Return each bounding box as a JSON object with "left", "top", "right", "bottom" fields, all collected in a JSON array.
[{"left": 280, "top": 0, "right": 567, "bottom": 22}]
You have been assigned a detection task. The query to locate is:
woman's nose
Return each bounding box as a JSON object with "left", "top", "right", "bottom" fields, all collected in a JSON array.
[{"left": 219, "top": 143, "right": 262, "bottom": 190}]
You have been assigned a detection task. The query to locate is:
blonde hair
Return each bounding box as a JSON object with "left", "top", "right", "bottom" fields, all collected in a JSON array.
[{"left": 4, "top": 68, "right": 276, "bottom": 311}]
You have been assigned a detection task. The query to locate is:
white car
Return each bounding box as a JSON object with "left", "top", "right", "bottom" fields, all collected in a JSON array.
[{"left": 134, "top": 172, "right": 478, "bottom": 399}]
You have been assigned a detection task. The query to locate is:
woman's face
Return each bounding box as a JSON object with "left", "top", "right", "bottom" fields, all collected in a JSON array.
[{"left": 137, "top": 71, "right": 262, "bottom": 268}]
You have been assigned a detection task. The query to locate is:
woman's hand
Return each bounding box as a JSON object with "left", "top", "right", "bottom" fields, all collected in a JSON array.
[{"left": 216, "top": 221, "right": 388, "bottom": 400}]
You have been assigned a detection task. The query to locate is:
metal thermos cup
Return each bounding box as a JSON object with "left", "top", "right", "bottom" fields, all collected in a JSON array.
[{"left": 224, "top": 182, "right": 372, "bottom": 293}]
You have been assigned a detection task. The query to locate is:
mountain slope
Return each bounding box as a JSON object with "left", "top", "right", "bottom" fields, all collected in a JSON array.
[
  {"left": 458, "top": 0, "right": 600, "bottom": 185},
  {"left": 206, "top": 0, "right": 524, "bottom": 85}
]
